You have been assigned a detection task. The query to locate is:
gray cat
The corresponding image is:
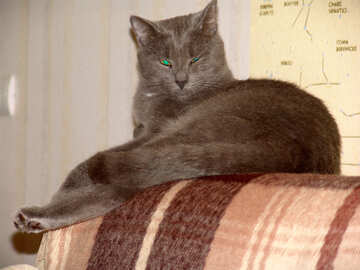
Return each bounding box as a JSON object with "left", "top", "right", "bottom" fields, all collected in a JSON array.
[{"left": 14, "top": 0, "right": 340, "bottom": 233}]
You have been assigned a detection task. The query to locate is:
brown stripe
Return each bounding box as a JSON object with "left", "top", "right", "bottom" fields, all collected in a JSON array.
[
  {"left": 86, "top": 181, "right": 178, "bottom": 270},
  {"left": 135, "top": 181, "right": 191, "bottom": 269},
  {"left": 316, "top": 186, "right": 360, "bottom": 270},
  {"left": 144, "top": 174, "right": 259, "bottom": 270}
]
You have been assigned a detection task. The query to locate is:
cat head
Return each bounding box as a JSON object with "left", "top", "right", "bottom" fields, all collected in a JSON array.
[{"left": 130, "top": 0, "right": 233, "bottom": 98}]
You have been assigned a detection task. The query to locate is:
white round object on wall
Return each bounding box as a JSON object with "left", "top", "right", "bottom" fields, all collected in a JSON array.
[{"left": 0, "top": 75, "right": 17, "bottom": 116}]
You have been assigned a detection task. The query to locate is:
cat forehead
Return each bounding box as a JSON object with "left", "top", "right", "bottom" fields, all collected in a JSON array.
[{"left": 156, "top": 13, "right": 200, "bottom": 41}]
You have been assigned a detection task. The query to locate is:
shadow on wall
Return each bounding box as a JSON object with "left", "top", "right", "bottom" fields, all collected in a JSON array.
[{"left": 11, "top": 232, "right": 43, "bottom": 255}]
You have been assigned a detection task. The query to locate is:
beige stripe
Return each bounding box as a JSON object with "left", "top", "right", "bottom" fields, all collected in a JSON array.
[
  {"left": 257, "top": 188, "right": 305, "bottom": 270},
  {"left": 256, "top": 187, "right": 352, "bottom": 269},
  {"left": 1, "top": 265, "right": 38, "bottom": 270},
  {"left": 54, "top": 229, "right": 67, "bottom": 270},
  {"left": 203, "top": 182, "right": 281, "bottom": 270},
  {"left": 39, "top": 217, "right": 104, "bottom": 270},
  {"left": 265, "top": 188, "right": 353, "bottom": 270},
  {"left": 135, "top": 180, "right": 191, "bottom": 270},
  {"left": 239, "top": 187, "right": 290, "bottom": 270},
  {"left": 58, "top": 226, "right": 74, "bottom": 270},
  {"left": 36, "top": 232, "right": 48, "bottom": 270},
  {"left": 204, "top": 225, "right": 360, "bottom": 255},
  {"left": 63, "top": 216, "right": 104, "bottom": 269},
  {"left": 47, "top": 229, "right": 63, "bottom": 270},
  {"left": 208, "top": 222, "right": 360, "bottom": 244}
]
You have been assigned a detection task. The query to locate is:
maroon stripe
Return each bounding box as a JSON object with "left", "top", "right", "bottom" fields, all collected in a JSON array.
[
  {"left": 86, "top": 182, "right": 178, "bottom": 270},
  {"left": 316, "top": 186, "right": 360, "bottom": 270},
  {"left": 145, "top": 174, "right": 260, "bottom": 270}
]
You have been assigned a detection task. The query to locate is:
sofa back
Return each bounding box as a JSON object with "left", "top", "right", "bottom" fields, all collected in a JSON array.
[{"left": 37, "top": 173, "right": 360, "bottom": 270}]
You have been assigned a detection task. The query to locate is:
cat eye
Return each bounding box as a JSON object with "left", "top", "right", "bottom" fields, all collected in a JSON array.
[
  {"left": 191, "top": 57, "right": 200, "bottom": 64},
  {"left": 160, "top": 59, "right": 172, "bottom": 67}
]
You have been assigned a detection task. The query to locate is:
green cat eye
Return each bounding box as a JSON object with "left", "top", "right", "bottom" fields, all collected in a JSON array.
[
  {"left": 191, "top": 57, "right": 200, "bottom": 64},
  {"left": 160, "top": 59, "right": 171, "bottom": 67}
]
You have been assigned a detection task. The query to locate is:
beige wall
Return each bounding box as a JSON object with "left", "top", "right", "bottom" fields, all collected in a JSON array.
[{"left": 0, "top": 0, "right": 250, "bottom": 266}]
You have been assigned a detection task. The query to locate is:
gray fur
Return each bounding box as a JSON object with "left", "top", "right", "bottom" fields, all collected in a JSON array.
[{"left": 14, "top": 0, "right": 340, "bottom": 233}]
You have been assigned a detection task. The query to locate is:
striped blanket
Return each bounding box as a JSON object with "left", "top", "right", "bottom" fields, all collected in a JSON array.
[{"left": 36, "top": 173, "right": 360, "bottom": 270}]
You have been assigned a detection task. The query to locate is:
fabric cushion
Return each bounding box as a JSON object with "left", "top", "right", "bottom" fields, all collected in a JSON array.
[
  {"left": 36, "top": 173, "right": 360, "bottom": 270},
  {"left": 0, "top": 265, "right": 38, "bottom": 270}
]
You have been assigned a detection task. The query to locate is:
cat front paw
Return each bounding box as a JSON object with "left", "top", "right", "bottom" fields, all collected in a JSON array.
[{"left": 13, "top": 207, "right": 49, "bottom": 233}]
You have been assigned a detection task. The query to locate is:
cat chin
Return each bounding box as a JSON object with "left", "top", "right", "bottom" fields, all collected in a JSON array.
[
  {"left": 171, "top": 85, "right": 194, "bottom": 94},
  {"left": 171, "top": 89, "right": 191, "bottom": 99}
]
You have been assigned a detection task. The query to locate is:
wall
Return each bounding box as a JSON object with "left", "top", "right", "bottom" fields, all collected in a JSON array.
[{"left": 0, "top": 0, "right": 250, "bottom": 267}]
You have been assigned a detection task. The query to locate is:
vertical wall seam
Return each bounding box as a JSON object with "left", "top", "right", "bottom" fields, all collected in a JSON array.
[
  {"left": 21, "top": 0, "right": 30, "bottom": 206},
  {"left": 61, "top": 0, "right": 74, "bottom": 179},
  {"left": 98, "top": 0, "right": 110, "bottom": 151},
  {"left": 44, "top": 0, "right": 53, "bottom": 202}
]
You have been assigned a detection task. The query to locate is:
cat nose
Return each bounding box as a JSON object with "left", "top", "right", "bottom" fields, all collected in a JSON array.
[
  {"left": 175, "top": 72, "right": 188, "bottom": 90},
  {"left": 176, "top": 80, "right": 187, "bottom": 89}
]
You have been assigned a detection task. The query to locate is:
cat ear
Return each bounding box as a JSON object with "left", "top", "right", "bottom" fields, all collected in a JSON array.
[
  {"left": 130, "top": 16, "right": 159, "bottom": 47},
  {"left": 195, "top": 0, "right": 218, "bottom": 37}
]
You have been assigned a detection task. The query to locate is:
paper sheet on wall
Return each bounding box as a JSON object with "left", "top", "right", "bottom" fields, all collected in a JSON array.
[{"left": 250, "top": 0, "right": 360, "bottom": 175}]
